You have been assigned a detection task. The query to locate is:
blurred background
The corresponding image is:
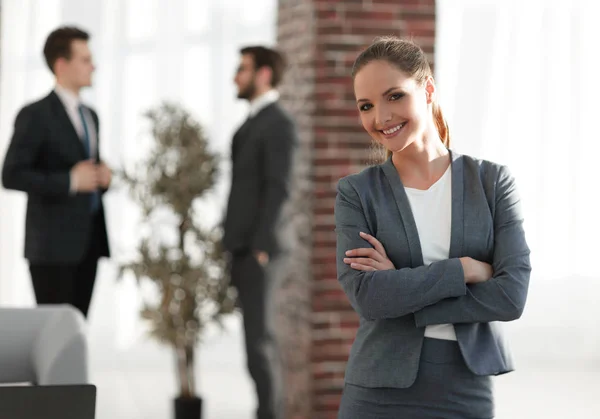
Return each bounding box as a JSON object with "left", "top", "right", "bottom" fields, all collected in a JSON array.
[{"left": 0, "top": 0, "right": 599, "bottom": 418}]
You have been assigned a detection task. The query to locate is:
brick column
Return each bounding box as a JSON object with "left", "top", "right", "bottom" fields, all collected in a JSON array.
[{"left": 276, "top": 1, "right": 436, "bottom": 418}]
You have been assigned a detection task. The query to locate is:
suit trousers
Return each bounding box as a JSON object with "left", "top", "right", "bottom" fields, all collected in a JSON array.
[
  {"left": 29, "top": 212, "right": 103, "bottom": 318},
  {"left": 231, "top": 250, "right": 283, "bottom": 419}
]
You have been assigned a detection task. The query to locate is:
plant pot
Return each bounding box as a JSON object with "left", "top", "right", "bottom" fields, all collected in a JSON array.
[{"left": 174, "top": 395, "right": 203, "bottom": 419}]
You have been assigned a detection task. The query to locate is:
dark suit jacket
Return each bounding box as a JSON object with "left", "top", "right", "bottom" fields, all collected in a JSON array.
[
  {"left": 2, "top": 91, "right": 110, "bottom": 264},
  {"left": 223, "top": 102, "right": 297, "bottom": 256},
  {"left": 335, "top": 151, "right": 531, "bottom": 388}
]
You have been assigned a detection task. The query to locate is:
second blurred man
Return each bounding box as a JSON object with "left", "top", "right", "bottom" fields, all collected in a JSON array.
[{"left": 223, "top": 46, "right": 298, "bottom": 419}]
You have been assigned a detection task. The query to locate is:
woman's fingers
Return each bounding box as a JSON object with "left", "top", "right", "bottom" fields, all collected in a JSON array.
[
  {"left": 359, "top": 232, "right": 387, "bottom": 256},
  {"left": 343, "top": 233, "right": 395, "bottom": 271},
  {"left": 343, "top": 257, "right": 379, "bottom": 267},
  {"left": 345, "top": 247, "right": 383, "bottom": 262},
  {"left": 346, "top": 262, "right": 377, "bottom": 271},
  {"left": 344, "top": 258, "right": 380, "bottom": 271}
]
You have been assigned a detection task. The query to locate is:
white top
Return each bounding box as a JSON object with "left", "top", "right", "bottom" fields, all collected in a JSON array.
[
  {"left": 248, "top": 89, "right": 279, "bottom": 117},
  {"left": 404, "top": 165, "right": 457, "bottom": 341},
  {"left": 54, "top": 85, "right": 97, "bottom": 157}
]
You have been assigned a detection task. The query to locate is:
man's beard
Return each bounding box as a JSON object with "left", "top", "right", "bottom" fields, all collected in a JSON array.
[{"left": 237, "top": 79, "right": 257, "bottom": 100}]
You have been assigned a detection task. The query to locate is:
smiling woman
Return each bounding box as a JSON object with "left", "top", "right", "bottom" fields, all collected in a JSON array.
[
  {"left": 352, "top": 38, "right": 450, "bottom": 164},
  {"left": 335, "top": 36, "right": 531, "bottom": 419}
]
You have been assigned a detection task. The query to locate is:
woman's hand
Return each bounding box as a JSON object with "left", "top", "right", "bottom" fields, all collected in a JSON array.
[
  {"left": 343, "top": 232, "right": 396, "bottom": 271},
  {"left": 460, "top": 257, "right": 493, "bottom": 284}
]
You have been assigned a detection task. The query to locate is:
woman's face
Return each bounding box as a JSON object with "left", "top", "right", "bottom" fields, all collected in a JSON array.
[{"left": 353, "top": 60, "right": 435, "bottom": 154}]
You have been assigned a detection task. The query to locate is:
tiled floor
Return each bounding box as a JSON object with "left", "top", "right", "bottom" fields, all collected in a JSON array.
[
  {"left": 88, "top": 315, "right": 600, "bottom": 419},
  {"left": 86, "top": 272, "right": 600, "bottom": 419},
  {"left": 494, "top": 362, "right": 599, "bottom": 419},
  {"left": 89, "top": 315, "right": 254, "bottom": 419}
]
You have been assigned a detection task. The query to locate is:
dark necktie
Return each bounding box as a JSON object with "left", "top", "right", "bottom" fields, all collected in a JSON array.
[{"left": 78, "top": 104, "right": 99, "bottom": 212}]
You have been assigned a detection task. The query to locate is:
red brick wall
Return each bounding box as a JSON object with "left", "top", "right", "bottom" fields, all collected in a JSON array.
[
  {"left": 277, "top": 1, "right": 436, "bottom": 417},
  {"left": 276, "top": 2, "right": 316, "bottom": 419}
]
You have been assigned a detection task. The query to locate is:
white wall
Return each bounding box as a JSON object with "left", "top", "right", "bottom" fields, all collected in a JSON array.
[
  {"left": 0, "top": 2, "right": 277, "bottom": 418},
  {"left": 0, "top": 0, "right": 277, "bottom": 364},
  {"left": 436, "top": 0, "right": 600, "bottom": 362}
]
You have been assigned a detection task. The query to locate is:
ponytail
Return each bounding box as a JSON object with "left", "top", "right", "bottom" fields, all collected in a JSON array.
[{"left": 432, "top": 101, "right": 451, "bottom": 148}]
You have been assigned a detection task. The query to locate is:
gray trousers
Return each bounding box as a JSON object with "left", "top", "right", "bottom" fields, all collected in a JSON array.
[
  {"left": 338, "top": 338, "right": 494, "bottom": 419},
  {"left": 231, "top": 251, "right": 283, "bottom": 419}
]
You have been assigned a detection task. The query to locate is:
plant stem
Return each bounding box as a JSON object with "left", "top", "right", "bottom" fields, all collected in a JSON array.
[
  {"left": 179, "top": 218, "right": 186, "bottom": 251},
  {"left": 176, "top": 344, "right": 192, "bottom": 398},
  {"left": 176, "top": 216, "right": 196, "bottom": 398},
  {"left": 186, "top": 345, "right": 196, "bottom": 396},
  {"left": 175, "top": 343, "right": 196, "bottom": 398}
]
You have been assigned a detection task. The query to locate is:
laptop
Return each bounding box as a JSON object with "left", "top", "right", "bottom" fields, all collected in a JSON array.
[{"left": 0, "top": 384, "right": 96, "bottom": 419}]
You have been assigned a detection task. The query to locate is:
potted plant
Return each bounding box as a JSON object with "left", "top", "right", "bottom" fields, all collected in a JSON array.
[{"left": 118, "top": 102, "right": 236, "bottom": 419}]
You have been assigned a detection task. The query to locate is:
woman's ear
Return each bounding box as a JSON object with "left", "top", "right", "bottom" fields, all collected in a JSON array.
[{"left": 425, "top": 76, "right": 436, "bottom": 104}]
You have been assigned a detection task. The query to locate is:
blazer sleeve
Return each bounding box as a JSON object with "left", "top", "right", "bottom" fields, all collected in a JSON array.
[
  {"left": 251, "top": 117, "right": 296, "bottom": 254},
  {"left": 336, "top": 177, "right": 467, "bottom": 321},
  {"left": 413, "top": 165, "right": 531, "bottom": 326},
  {"left": 2, "top": 107, "right": 71, "bottom": 197}
]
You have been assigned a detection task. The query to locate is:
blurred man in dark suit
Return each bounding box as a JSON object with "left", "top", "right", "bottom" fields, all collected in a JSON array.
[
  {"left": 223, "top": 46, "right": 298, "bottom": 419},
  {"left": 2, "top": 26, "right": 111, "bottom": 318}
]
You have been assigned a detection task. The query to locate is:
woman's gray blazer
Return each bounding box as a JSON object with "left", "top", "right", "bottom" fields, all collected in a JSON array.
[{"left": 334, "top": 150, "right": 531, "bottom": 388}]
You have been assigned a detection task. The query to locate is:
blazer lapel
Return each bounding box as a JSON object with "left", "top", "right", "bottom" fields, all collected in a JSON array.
[
  {"left": 448, "top": 150, "right": 465, "bottom": 259},
  {"left": 381, "top": 149, "right": 465, "bottom": 267},
  {"left": 48, "top": 91, "right": 86, "bottom": 157},
  {"left": 231, "top": 116, "right": 253, "bottom": 160},
  {"left": 382, "top": 157, "right": 424, "bottom": 267}
]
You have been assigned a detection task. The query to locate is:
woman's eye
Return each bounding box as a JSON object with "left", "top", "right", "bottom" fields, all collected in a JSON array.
[
  {"left": 390, "top": 93, "right": 404, "bottom": 101},
  {"left": 359, "top": 103, "right": 373, "bottom": 111}
]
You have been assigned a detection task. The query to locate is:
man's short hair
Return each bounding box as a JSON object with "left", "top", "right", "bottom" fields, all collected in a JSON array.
[
  {"left": 240, "top": 46, "right": 287, "bottom": 87},
  {"left": 43, "top": 26, "right": 90, "bottom": 73}
]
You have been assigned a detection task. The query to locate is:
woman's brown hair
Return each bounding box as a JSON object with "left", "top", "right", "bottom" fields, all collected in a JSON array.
[{"left": 352, "top": 37, "right": 450, "bottom": 159}]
